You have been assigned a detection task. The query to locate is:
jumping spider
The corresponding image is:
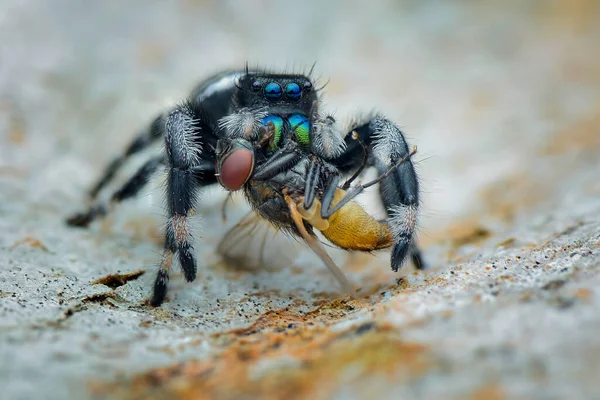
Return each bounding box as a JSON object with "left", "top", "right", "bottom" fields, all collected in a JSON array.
[{"left": 66, "top": 67, "right": 425, "bottom": 306}]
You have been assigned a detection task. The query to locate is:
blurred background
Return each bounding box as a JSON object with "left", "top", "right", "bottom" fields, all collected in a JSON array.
[
  {"left": 1, "top": 1, "right": 599, "bottom": 399},
  {"left": 2, "top": 0, "right": 598, "bottom": 234}
]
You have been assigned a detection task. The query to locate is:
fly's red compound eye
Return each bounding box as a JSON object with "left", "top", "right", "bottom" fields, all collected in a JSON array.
[{"left": 218, "top": 148, "right": 254, "bottom": 191}]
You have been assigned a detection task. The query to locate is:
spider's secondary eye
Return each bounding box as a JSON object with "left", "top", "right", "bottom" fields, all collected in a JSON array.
[
  {"left": 264, "top": 82, "right": 282, "bottom": 100},
  {"left": 303, "top": 81, "right": 312, "bottom": 91},
  {"left": 285, "top": 83, "right": 302, "bottom": 101},
  {"left": 251, "top": 80, "right": 262, "bottom": 91}
]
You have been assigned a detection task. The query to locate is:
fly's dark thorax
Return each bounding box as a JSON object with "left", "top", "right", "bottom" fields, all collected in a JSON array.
[
  {"left": 243, "top": 158, "right": 311, "bottom": 230},
  {"left": 243, "top": 180, "right": 293, "bottom": 231}
]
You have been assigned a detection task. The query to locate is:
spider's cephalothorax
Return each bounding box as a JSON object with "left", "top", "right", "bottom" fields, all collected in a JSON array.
[{"left": 66, "top": 67, "right": 425, "bottom": 307}]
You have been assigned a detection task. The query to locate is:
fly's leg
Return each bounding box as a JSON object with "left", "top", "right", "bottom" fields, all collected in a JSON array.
[{"left": 284, "top": 191, "right": 355, "bottom": 297}]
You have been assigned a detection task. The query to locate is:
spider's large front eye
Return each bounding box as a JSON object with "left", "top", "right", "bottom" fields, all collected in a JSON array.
[
  {"left": 264, "top": 82, "right": 282, "bottom": 100},
  {"left": 285, "top": 83, "right": 302, "bottom": 101}
]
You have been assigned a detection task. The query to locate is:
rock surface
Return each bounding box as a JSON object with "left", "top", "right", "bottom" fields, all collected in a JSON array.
[{"left": 1, "top": 1, "right": 599, "bottom": 399}]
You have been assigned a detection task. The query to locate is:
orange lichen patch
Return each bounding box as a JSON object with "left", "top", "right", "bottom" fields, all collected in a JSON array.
[
  {"left": 422, "top": 220, "right": 493, "bottom": 261},
  {"left": 343, "top": 252, "right": 377, "bottom": 272},
  {"left": 92, "top": 270, "right": 145, "bottom": 289},
  {"left": 478, "top": 173, "right": 551, "bottom": 223},
  {"left": 226, "top": 308, "right": 306, "bottom": 336},
  {"left": 94, "top": 323, "right": 432, "bottom": 400},
  {"left": 290, "top": 266, "right": 304, "bottom": 275},
  {"left": 9, "top": 236, "right": 49, "bottom": 251},
  {"left": 310, "top": 291, "right": 340, "bottom": 300},
  {"left": 305, "top": 297, "right": 365, "bottom": 320},
  {"left": 81, "top": 291, "right": 120, "bottom": 308},
  {"left": 469, "top": 383, "right": 506, "bottom": 400},
  {"left": 0, "top": 166, "right": 28, "bottom": 178},
  {"left": 574, "top": 288, "right": 592, "bottom": 302},
  {"left": 289, "top": 298, "right": 308, "bottom": 308},
  {"left": 419, "top": 220, "right": 490, "bottom": 248},
  {"left": 0, "top": 99, "right": 27, "bottom": 145},
  {"left": 8, "top": 122, "right": 27, "bottom": 144},
  {"left": 496, "top": 275, "right": 515, "bottom": 284},
  {"left": 423, "top": 276, "right": 450, "bottom": 288},
  {"left": 496, "top": 237, "right": 517, "bottom": 248},
  {"left": 541, "top": 111, "right": 600, "bottom": 156},
  {"left": 356, "top": 279, "right": 398, "bottom": 299},
  {"left": 340, "top": 252, "right": 420, "bottom": 298},
  {"left": 448, "top": 224, "right": 490, "bottom": 248},
  {"left": 137, "top": 41, "right": 167, "bottom": 67},
  {"left": 240, "top": 289, "right": 282, "bottom": 301},
  {"left": 209, "top": 260, "right": 248, "bottom": 281},
  {"left": 222, "top": 296, "right": 366, "bottom": 338},
  {"left": 123, "top": 217, "right": 164, "bottom": 246}
]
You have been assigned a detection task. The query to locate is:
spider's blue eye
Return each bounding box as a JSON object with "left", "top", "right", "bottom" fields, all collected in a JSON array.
[
  {"left": 264, "top": 82, "right": 282, "bottom": 100},
  {"left": 285, "top": 83, "right": 302, "bottom": 101}
]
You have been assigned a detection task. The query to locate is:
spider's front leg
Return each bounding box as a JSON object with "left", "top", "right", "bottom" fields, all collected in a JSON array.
[
  {"left": 328, "top": 116, "right": 424, "bottom": 271},
  {"left": 152, "top": 103, "right": 217, "bottom": 307}
]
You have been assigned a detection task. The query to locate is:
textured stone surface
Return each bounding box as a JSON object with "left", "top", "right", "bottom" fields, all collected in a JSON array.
[{"left": 1, "top": 1, "right": 599, "bottom": 399}]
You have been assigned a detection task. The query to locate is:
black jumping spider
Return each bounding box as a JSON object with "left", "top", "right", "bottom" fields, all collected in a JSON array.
[{"left": 67, "top": 67, "right": 424, "bottom": 306}]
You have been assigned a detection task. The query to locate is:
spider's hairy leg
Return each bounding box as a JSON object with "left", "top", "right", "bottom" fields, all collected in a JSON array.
[
  {"left": 66, "top": 155, "right": 165, "bottom": 227},
  {"left": 331, "top": 116, "right": 424, "bottom": 271},
  {"left": 89, "top": 113, "right": 165, "bottom": 200},
  {"left": 320, "top": 147, "right": 416, "bottom": 219},
  {"left": 310, "top": 114, "right": 347, "bottom": 160},
  {"left": 152, "top": 103, "right": 215, "bottom": 307},
  {"left": 251, "top": 141, "right": 301, "bottom": 181}
]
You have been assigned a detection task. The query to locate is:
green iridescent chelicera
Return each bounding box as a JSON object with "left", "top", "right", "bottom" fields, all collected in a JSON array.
[
  {"left": 260, "top": 114, "right": 311, "bottom": 150},
  {"left": 288, "top": 114, "right": 310, "bottom": 147},
  {"left": 261, "top": 115, "right": 283, "bottom": 150}
]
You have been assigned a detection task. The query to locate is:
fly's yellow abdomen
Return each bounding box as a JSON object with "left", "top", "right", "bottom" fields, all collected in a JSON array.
[{"left": 297, "top": 189, "right": 393, "bottom": 251}]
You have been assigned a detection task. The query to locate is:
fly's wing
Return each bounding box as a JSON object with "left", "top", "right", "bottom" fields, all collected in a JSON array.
[{"left": 216, "top": 211, "right": 304, "bottom": 271}]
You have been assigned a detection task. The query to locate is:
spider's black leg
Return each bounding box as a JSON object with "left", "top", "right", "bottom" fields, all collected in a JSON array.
[
  {"left": 251, "top": 142, "right": 301, "bottom": 181},
  {"left": 152, "top": 104, "right": 218, "bottom": 307},
  {"left": 329, "top": 116, "right": 424, "bottom": 271},
  {"left": 341, "top": 131, "right": 368, "bottom": 190},
  {"left": 88, "top": 114, "right": 165, "bottom": 200},
  {"left": 303, "top": 161, "right": 321, "bottom": 210},
  {"left": 66, "top": 155, "right": 166, "bottom": 227},
  {"left": 321, "top": 147, "right": 416, "bottom": 219}
]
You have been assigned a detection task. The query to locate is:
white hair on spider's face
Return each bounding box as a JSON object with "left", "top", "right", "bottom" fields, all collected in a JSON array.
[{"left": 218, "top": 107, "right": 270, "bottom": 140}]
